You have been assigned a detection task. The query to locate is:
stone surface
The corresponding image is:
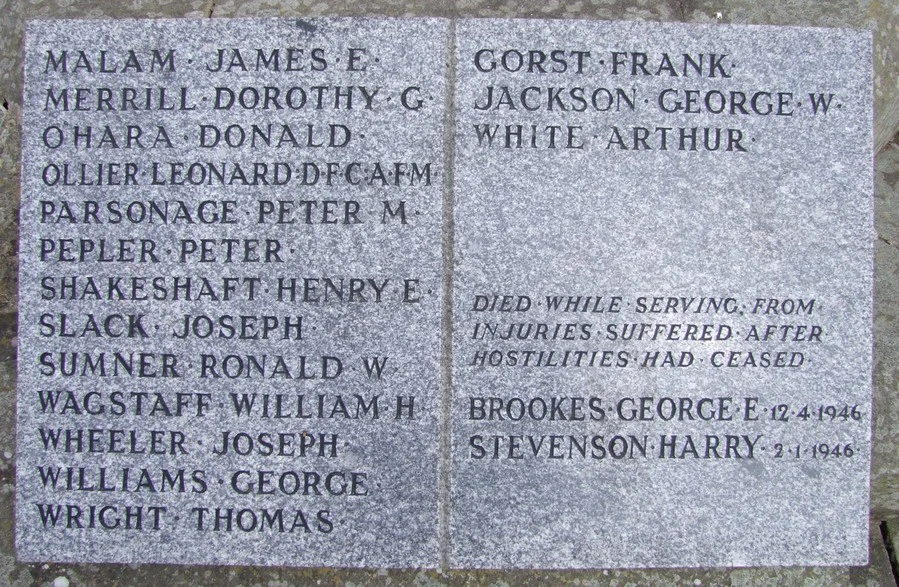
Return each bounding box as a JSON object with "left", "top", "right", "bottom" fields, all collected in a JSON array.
[
  {"left": 848, "top": 521, "right": 897, "bottom": 586},
  {"left": 210, "top": 0, "right": 453, "bottom": 18},
  {"left": 0, "top": 105, "right": 21, "bottom": 315},
  {"left": 683, "top": 0, "right": 899, "bottom": 153},
  {"left": 451, "top": 0, "right": 677, "bottom": 20},
  {"left": 1, "top": 521, "right": 894, "bottom": 586},
  {"left": 453, "top": 18, "right": 874, "bottom": 568},
  {"left": 0, "top": 3, "right": 210, "bottom": 315},
  {"left": 1, "top": 0, "right": 896, "bottom": 583},
  {"left": 0, "top": 0, "right": 210, "bottom": 117},
  {"left": 886, "top": 519, "right": 899, "bottom": 574},
  {"left": 16, "top": 17, "right": 446, "bottom": 567},
  {"left": 873, "top": 140, "right": 899, "bottom": 517}
]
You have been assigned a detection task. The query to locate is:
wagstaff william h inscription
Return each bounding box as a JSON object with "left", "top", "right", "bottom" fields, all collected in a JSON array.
[
  {"left": 17, "top": 18, "right": 446, "bottom": 567},
  {"left": 16, "top": 16, "right": 875, "bottom": 570}
]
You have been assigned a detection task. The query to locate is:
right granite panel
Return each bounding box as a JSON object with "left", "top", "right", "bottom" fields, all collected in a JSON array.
[{"left": 451, "top": 18, "right": 874, "bottom": 569}]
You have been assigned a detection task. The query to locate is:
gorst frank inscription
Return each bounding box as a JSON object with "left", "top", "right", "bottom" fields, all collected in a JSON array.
[
  {"left": 452, "top": 20, "right": 873, "bottom": 568},
  {"left": 18, "top": 18, "right": 446, "bottom": 567},
  {"left": 16, "top": 17, "right": 873, "bottom": 570}
]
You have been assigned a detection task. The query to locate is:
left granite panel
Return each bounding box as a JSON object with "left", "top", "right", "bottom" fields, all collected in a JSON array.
[{"left": 16, "top": 17, "right": 447, "bottom": 568}]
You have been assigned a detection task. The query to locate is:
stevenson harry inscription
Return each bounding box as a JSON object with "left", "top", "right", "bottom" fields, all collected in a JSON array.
[
  {"left": 15, "top": 17, "right": 875, "bottom": 570},
  {"left": 452, "top": 19, "right": 873, "bottom": 568}
]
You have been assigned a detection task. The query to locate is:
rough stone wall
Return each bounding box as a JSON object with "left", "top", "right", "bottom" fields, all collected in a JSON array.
[{"left": 1, "top": 0, "right": 898, "bottom": 585}]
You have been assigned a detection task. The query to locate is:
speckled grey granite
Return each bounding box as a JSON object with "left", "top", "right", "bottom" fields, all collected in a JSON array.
[
  {"left": 6, "top": 5, "right": 899, "bottom": 583},
  {"left": 452, "top": 19, "right": 874, "bottom": 568},
  {"left": 0, "top": 1, "right": 211, "bottom": 129},
  {"left": 17, "top": 17, "right": 446, "bottom": 567},
  {"left": 682, "top": 0, "right": 899, "bottom": 153}
]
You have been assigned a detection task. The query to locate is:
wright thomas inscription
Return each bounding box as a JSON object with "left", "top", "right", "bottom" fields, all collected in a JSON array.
[
  {"left": 16, "top": 17, "right": 874, "bottom": 570},
  {"left": 18, "top": 18, "right": 446, "bottom": 567}
]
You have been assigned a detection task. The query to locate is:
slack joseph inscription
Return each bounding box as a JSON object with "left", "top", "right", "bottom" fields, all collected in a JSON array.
[
  {"left": 452, "top": 20, "right": 873, "bottom": 568},
  {"left": 18, "top": 18, "right": 446, "bottom": 567},
  {"left": 15, "top": 17, "right": 873, "bottom": 570}
]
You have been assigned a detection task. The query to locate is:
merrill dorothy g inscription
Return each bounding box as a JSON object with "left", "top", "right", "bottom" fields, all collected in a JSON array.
[
  {"left": 17, "top": 18, "right": 446, "bottom": 567},
  {"left": 15, "top": 17, "right": 874, "bottom": 570},
  {"left": 452, "top": 19, "right": 873, "bottom": 568}
]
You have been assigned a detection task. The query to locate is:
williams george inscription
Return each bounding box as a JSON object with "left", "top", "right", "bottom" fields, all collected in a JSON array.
[
  {"left": 16, "top": 17, "right": 873, "bottom": 570},
  {"left": 18, "top": 18, "right": 446, "bottom": 568}
]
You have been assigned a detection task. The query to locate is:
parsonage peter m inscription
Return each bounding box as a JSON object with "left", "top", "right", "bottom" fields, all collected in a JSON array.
[
  {"left": 17, "top": 16, "right": 874, "bottom": 570},
  {"left": 452, "top": 20, "right": 873, "bottom": 568},
  {"left": 17, "top": 18, "right": 446, "bottom": 567}
]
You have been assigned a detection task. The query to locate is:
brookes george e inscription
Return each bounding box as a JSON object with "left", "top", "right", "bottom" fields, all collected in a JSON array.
[
  {"left": 451, "top": 19, "right": 873, "bottom": 568},
  {"left": 18, "top": 18, "right": 446, "bottom": 567},
  {"left": 16, "top": 17, "right": 874, "bottom": 569}
]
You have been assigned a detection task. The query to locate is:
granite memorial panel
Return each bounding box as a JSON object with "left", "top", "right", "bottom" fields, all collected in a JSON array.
[
  {"left": 452, "top": 19, "right": 874, "bottom": 568},
  {"left": 17, "top": 17, "right": 447, "bottom": 567},
  {"left": 17, "top": 15, "right": 876, "bottom": 571}
]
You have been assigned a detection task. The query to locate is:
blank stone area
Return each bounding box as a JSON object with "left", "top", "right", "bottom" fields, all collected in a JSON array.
[
  {"left": 451, "top": 19, "right": 873, "bottom": 568},
  {"left": 17, "top": 18, "right": 446, "bottom": 567}
]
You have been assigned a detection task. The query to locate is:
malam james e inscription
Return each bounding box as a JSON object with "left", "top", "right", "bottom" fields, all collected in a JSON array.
[
  {"left": 17, "top": 18, "right": 446, "bottom": 567},
  {"left": 451, "top": 19, "right": 874, "bottom": 568}
]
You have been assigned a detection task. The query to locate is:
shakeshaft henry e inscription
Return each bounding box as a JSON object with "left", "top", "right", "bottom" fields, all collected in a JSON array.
[
  {"left": 17, "top": 18, "right": 446, "bottom": 567},
  {"left": 452, "top": 20, "right": 873, "bottom": 568},
  {"left": 17, "top": 17, "right": 874, "bottom": 570}
]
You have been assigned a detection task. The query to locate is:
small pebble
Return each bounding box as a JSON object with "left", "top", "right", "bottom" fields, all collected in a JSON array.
[{"left": 53, "top": 577, "right": 70, "bottom": 587}]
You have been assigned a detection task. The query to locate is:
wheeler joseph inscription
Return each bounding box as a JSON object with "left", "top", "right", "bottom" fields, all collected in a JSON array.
[
  {"left": 452, "top": 20, "right": 873, "bottom": 568},
  {"left": 16, "top": 17, "right": 873, "bottom": 569},
  {"left": 17, "top": 18, "right": 446, "bottom": 567}
]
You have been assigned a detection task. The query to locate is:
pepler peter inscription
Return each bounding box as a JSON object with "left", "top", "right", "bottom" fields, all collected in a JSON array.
[
  {"left": 15, "top": 17, "right": 875, "bottom": 570},
  {"left": 17, "top": 18, "right": 446, "bottom": 567}
]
